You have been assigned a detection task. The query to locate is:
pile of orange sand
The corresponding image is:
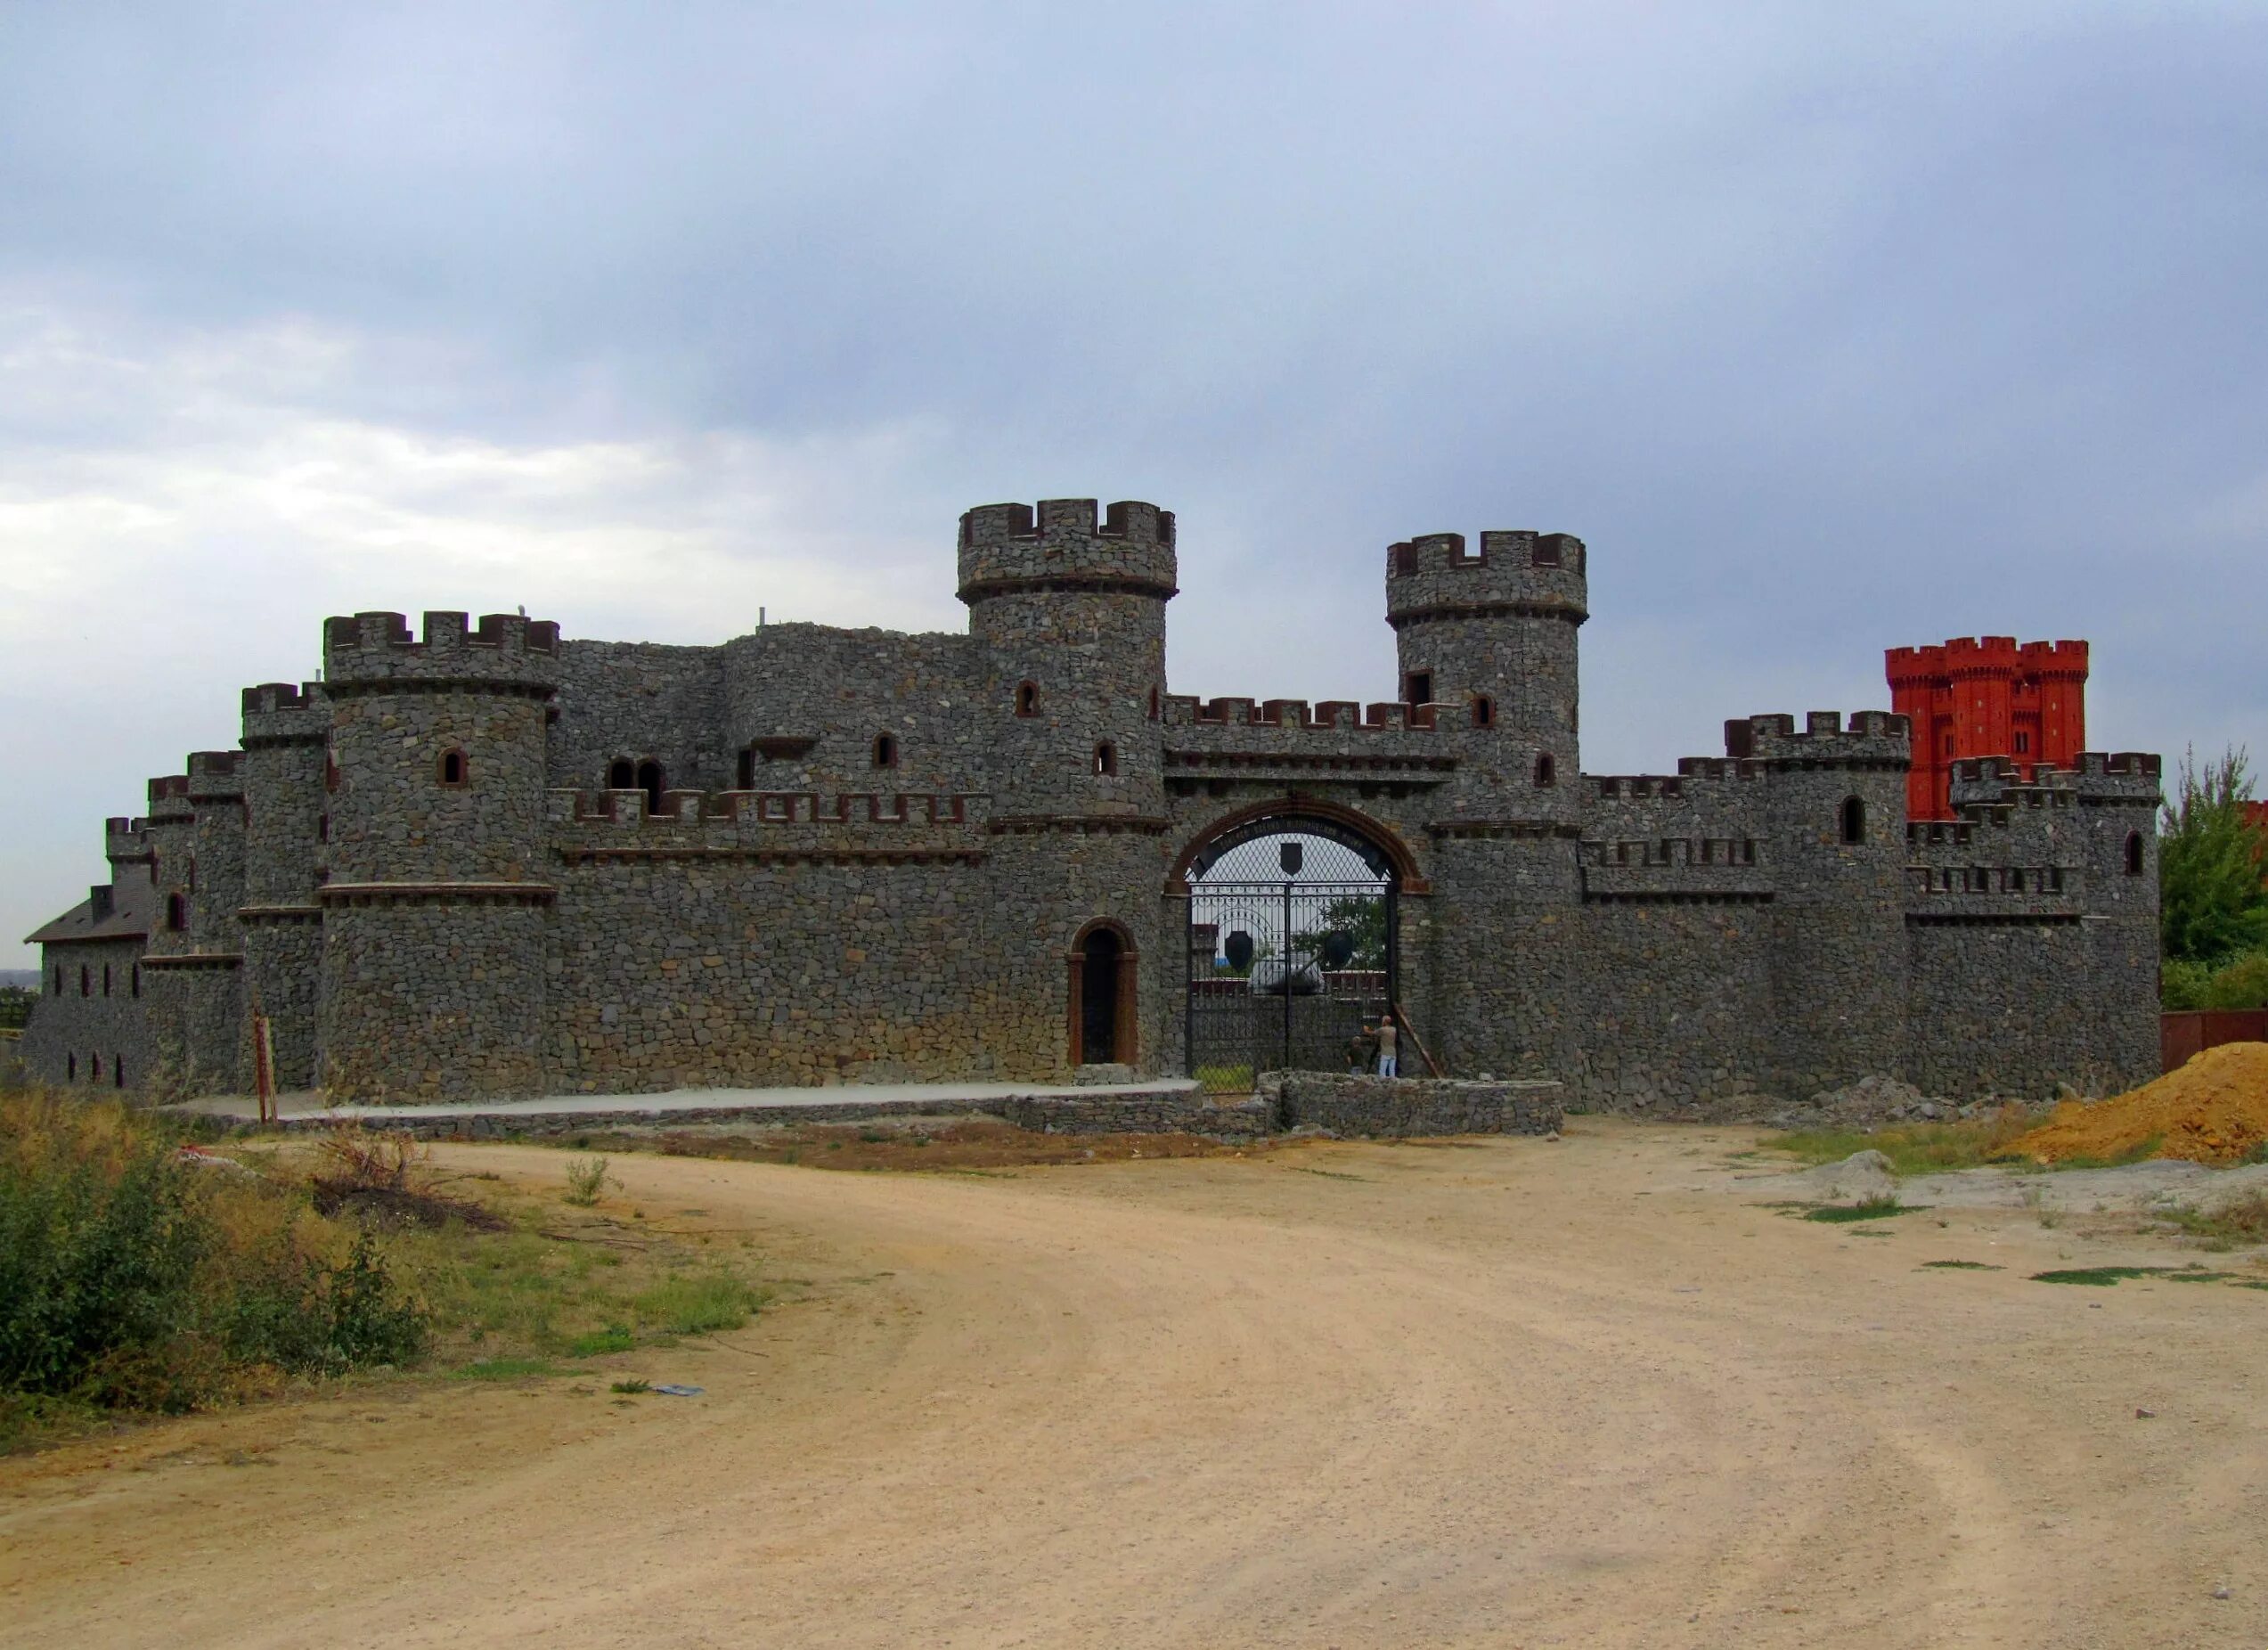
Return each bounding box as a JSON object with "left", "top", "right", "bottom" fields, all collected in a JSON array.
[{"left": 2016, "top": 1041, "right": 2268, "bottom": 1166}]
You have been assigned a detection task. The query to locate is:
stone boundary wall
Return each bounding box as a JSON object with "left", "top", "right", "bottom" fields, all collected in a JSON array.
[
  {"left": 993, "top": 1092, "right": 1273, "bottom": 1138},
  {"left": 1260, "top": 1072, "right": 1564, "bottom": 1137}
]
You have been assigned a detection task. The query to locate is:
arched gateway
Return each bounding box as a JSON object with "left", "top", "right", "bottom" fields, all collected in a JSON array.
[{"left": 1172, "top": 801, "right": 1416, "bottom": 1094}]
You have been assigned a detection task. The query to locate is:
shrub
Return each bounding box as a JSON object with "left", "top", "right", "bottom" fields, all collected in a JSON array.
[
  {"left": 562, "top": 1156, "right": 611, "bottom": 1206},
  {"left": 2164, "top": 947, "right": 2268, "bottom": 1011},
  {"left": 0, "top": 1090, "right": 428, "bottom": 1423}
]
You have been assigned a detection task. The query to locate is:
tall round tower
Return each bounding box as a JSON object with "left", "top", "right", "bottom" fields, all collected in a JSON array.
[
  {"left": 957, "top": 499, "right": 1175, "bottom": 1074},
  {"left": 1385, "top": 529, "right": 1587, "bottom": 827},
  {"left": 316, "top": 610, "right": 559, "bottom": 1099},
  {"left": 139, "top": 754, "right": 249, "bottom": 1095},
  {"left": 1384, "top": 530, "right": 1589, "bottom": 1081},
  {"left": 239, "top": 682, "right": 330, "bottom": 1089},
  {"left": 959, "top": 498, "right": 1174, "bottom": 821}
]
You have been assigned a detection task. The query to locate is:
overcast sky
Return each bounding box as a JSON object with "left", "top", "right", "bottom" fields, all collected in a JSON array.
[{"left": 4, "top": 3, "right": 2264, "bottom": 966}]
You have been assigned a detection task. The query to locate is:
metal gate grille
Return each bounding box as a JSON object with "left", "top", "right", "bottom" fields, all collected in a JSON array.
[{"left": 1187, "top": 867, "right": 1395, "bottom": 1096}]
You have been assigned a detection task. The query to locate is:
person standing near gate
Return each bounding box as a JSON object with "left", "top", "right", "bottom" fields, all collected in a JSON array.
[{"left": 1375, "top": 1012, "right": 1399, "bottom": 1079}]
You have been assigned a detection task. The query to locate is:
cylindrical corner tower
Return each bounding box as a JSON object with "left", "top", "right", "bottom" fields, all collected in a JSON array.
[
  {"left": 140, "top": 754, "right": 249, "bottom": 1096},
  {"left": 1385, "top": 529, "right": 1587, "bottom": 827},
  {"left": 1385, "top": 529, "right": 1590, "bottom": 1082},
  {"left": 957, "top": 499, "right": 1176, "bottom": 1075},
  {"left": 240, "top": 682, "right": 330, "bottom": 1089},
  {"left": 317, "top": 610, "right": 559, "bottom": 1099}
]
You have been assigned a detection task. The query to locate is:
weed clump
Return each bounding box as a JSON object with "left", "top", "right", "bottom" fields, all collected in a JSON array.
[
  {"left": 0, "top": 1090, "right": 427, "bottom": 1442},
  {"left": 1766, "top": 1105, "right": 2042, "bottom": 1174},
  {"left": 1804, "top": 1196, "right": 1914, "bottom": 1223},
  {"left": 562, "top": 1156, "right": 612, "bottom": 1206}
]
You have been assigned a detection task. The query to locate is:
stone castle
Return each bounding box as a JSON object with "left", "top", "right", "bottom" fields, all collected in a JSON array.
[{"left": 23, "top": 498, "right": 2164, "bottom": 1110}]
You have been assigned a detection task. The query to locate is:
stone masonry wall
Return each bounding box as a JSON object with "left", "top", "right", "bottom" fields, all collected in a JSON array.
[
  {"left": 1261, "top": 1071, "right": 1564, "bottom": 1136},
  {"left": 22, "top": 938, "right": 151, "bottom": 1091},
  {"left": 22, "top": 501, "right": 2163, "bottom": 1115}
]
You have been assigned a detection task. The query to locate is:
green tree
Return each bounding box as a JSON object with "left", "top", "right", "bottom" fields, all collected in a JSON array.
[
  {"left": 2158, "top": 746, "right": 2268, "bottom": 966},
  {"left": 1293, "top": 895, "right": 1390, "bottom": 970}
]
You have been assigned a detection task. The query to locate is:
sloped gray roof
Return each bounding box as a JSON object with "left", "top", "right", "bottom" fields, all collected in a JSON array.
[{"left": 25, "top": 870, "right": 155, "bottom": 946}]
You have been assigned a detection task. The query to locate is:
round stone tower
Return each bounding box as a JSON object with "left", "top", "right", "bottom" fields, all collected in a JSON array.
[
  {"left": 1385, "top": 530, "right": 1589, "bottom": 1082},
  {"left": 957, "top": 500, "right": 1175, "bottom": 1074},
  {"left": 1386, "top": 529, "right": 1587, "bottom": 827},
  {"left": 139, "top": 754, "right": 249, "bottom": 1096},
  {"left": 958, "top": 498, "right": 1174, "bottom": 821},
  {"left": 316, "top": 610, "right": 559, "bottom": 1099},
  {"left": 239, "top": 682, "right": 330, "bottom": 1089}
]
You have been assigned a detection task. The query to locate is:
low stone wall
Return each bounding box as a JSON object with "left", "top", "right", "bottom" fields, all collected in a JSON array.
[
  {"left": 1260, "top": 1072, "right": 1563, "bottom": 1138},
  {"left": 994, "top": 1093, "right": 1272, "bottom": 1138}
]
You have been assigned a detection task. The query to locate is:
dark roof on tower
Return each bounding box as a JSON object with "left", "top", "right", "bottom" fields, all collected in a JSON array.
[{"left": 24, "top": 871, "right": 155, "bottom": 946}]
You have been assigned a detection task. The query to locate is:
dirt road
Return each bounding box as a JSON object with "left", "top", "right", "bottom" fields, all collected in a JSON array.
[{"left": 4, "top": 1122, "right": 2264, "bottom": 1647}]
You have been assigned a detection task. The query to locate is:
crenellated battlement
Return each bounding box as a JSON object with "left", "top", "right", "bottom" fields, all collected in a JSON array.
[
  {"left": 1724, "top": 711, "right": 1910, "bottom": 764},
  {"left": 549, "top": 788, "right": 982, "bottom": 828},
  {"left": 184, "top": 751, "right": 244, "bottom": 804},
  {"left": 241, "top": 681, "right": 318, "bottom": 714},
  {"left": 241, "top": 680, "right": 330, "bottom": 746},
  {"left": 104, "top": 816, "right": 152, "bottom": 863},
  {"left": 1383, "top": 529, "right": 1589, "bottom": 629},
  {"left": 321, "top": 609, "right": 562, "bottom": 692},
  {"left": 2019, "top": 639, "right": 2089, "bottom": 675},
  {"left": 1385, "top": 529, "right": 1587, "bottom": 579},
  {"left": 956, "top": 498, "right": 1179, "bottom": 602},
  {"left": 1582, "top": 836, "right": 1759, "bottom": 869},
  {"left": 1587, "top": 761, "right": 1767, "bottom": 801},
  {"left": 1161, "top": 693, "right": 1448, "bottom": 732},
  {"left": 1949, "top": 751, "right": 2159, "bottom": 804}
]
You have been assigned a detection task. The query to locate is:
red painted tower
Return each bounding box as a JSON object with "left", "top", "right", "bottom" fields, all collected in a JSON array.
[{"left": 1886, "top": 637, "right": 2089, "bottom": 819}]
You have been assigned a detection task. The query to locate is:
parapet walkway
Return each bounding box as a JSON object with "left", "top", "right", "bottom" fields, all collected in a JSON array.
[{"left": 170, "top": 1077, "right": 1203, "bottom": 1136}]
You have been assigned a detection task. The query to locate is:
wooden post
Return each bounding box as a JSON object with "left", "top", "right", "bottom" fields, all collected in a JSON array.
[
  {"left": 252, "top": 1012, "right": 276, "bottom": 1125},
  {"left": 1390, "top": 999, "right": 1444, "bottom": 1079}
]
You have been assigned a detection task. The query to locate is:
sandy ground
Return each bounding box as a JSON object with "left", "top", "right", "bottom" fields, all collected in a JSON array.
[{"left": 3, "top": 1120, "right": 2265, "bottom": 1649}]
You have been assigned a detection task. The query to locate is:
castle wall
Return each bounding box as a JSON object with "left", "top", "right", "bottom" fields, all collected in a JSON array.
[
  {"left": 715, "top": 627, "right": 981, "bottom": 795},
  {"left": 551, "top": 641, "right": 727, "bottom": 792},
  {"left": 23, "top": 497, "right": 2163, "bottom": 1115},
  {"left": 1560, "top": 903, "right": 1775, "bottom": 1113},
  {"left": 1905, "top": 919, "right": 2103, "bottom": 1098},
  {"left": 21, "top": 938, "right": 150, "bottom": 1091}
]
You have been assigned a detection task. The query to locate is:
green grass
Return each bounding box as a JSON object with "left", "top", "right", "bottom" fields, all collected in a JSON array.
[
  {"left": 1804, "top": 1197, "right": 1918, "bottom": 1223},
  {"left": 610, "top": 1377, "right": 651, "bottom": 1394},
  {"left": 392, "top": 1199, "right": 763, "bottom": 1362},
  {"left": 566, "top": 1324, "right": 634, "bottom": 1356},
  {"left": 2031, "top": 1265, "right": 2241, "bottom": 1287},
  {"left": 1919, "top": 1260, "right": 2003, "bottom": 1270},
  {"left": 450, "top": 1356, "right": 576, "bottom": 1381},
  {"left": 631, "top": 1271, "right": 760, "bottom": 1336},
  {"left": 2160, "top": 1191, "right": 2268, "bottom": 1250},
  {"left": 1764, "top": 1107, "right": 2041, "bottom": 1175}
]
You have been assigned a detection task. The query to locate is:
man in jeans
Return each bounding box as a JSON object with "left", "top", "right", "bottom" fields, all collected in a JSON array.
[{"left": 1375, "top": 1011, "right": 1399, "bottom": 1079}]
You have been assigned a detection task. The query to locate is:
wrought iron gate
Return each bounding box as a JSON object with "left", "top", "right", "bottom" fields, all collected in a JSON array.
[{"left": 1186, "top": 869, "right": 1396, "bottom": 1097}]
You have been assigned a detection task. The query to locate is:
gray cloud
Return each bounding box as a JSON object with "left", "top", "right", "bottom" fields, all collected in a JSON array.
[{"left": 4, "top": 2, "right": 2264, "bottom": 962}]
